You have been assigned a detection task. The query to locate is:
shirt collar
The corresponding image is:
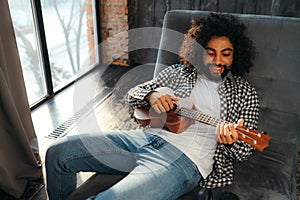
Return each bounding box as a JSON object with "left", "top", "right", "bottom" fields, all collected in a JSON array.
[
  {"left": 180, "top": 64, "right": 197, "bottom": 77},
  {"left": 224, "top": 71, "right": 234, "bottom": 81}
]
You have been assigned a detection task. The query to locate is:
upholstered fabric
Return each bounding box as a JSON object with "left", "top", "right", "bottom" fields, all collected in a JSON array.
[{"left": 156, "top": 10, "right": 300, "bottom": 200}]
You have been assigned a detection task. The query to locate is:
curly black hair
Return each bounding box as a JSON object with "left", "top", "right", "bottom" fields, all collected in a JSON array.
[{"left": 179, "top": 12, "right": 256, "bottom": 77}]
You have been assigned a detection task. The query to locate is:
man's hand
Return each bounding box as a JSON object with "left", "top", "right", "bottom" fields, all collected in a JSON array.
[
  {"left": 217, "top": 119, "right": 244, "bottom": 145},
  {"left": 145, "top": 91, "right": 179, "bottom": 114}
]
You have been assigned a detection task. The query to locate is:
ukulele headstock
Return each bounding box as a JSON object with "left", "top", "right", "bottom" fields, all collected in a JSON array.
[{"left": 236, "top": 126, "right": 270, "bottom": 152}]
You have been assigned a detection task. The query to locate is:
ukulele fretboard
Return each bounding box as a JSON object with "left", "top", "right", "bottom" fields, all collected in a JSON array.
[{"left": 177, "top": 107, "right": 225, "bottom": 127}]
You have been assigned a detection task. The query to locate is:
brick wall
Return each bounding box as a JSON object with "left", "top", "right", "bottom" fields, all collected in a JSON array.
[
  {"left": 85, "top": 0, "right": 129, "bottom": 66},
  {"left": 85, "top": 0, "right": 96, "bottom": 64}
]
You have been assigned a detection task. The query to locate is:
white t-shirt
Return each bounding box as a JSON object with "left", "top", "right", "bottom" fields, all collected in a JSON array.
[{"left": 149, "top": 76, "right": 221, "bottom": 178}]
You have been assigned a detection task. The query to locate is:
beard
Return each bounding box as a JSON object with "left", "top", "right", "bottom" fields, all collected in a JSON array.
[{"left": 198, "top": 63, "right": 231, "bottom": 82}]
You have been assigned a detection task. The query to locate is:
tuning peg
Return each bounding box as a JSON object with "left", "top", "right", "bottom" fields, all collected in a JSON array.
[{"left": 261, "top": 131, "right": 268, "bottom": 135}]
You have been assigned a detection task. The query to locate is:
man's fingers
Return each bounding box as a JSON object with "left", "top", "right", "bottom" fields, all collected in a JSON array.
[
  {"left": 153, "top": 103, "right": 166, "bottom": 113},
  {"left": 217, "top": 122, "right": 239, "bottom": 144},
  {"left": 217, "top": 123, "right": 227, "bottom": 144},
  {"left": 152, "top": 94, "right": 179, "bottom": 113},
  {"left": 159, "top": 100, "right": 169, "bottom": 112},
  {"left": 161, "top": 95, "right": 179, "bottom": 111},
  {"left": 152, "top": 104, "right": 161, "bottom": 113},
  {"left": 171, "top": 97, "right": 180, "bottom": 102},
  {"left": 228, "top": 123, "right": 239, "bottom": 141},
  {"left": 223, "top": 124, "right": 232, "bottom": 144},
  {"left": 216, "top": 123, "right": 223, "bottom": 143},
  {"left": 237, "top": 119, "right": 244, "bottom": 127},
  {"left": 166, "top": 97, "right": 176, "bottom": 110}
]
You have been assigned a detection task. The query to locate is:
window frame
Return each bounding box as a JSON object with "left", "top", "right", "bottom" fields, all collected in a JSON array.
[{"left": 29, "top": 0, "right": 102, "bottom": 110}]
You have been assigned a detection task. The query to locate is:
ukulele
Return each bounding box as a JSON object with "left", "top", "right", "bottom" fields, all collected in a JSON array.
[{"left": 134, "top": 87, "right": 270, "bottom": 152}]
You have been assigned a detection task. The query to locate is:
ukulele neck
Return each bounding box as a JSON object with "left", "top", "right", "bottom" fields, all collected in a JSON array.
[
  {"left": 176, "top": 107, "right": 270, "bottom": 152},
  {"left": 176, "top": 107, "right": 224, "bottom": 127}
]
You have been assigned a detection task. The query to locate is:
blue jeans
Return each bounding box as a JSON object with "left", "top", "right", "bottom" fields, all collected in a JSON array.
[{"left": 46, "top": 130, "right": 201, "bottom": 200}]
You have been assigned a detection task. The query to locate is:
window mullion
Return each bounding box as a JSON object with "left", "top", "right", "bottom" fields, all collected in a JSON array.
[
  {"left": 95, "top": 0, "right": 102, "bottom": 45},
  {"left": 31, "top": 0, "right": 53, "bottom": 97}
]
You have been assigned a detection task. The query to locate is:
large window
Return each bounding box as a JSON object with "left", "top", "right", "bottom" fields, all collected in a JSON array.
[{"left": 8, "top": 0, "right": 98, "bottom": 107}]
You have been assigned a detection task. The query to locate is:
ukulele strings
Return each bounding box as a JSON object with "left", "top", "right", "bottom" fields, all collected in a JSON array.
[{"left": 177, "top": 107, "right": 261, "bottom": 144}]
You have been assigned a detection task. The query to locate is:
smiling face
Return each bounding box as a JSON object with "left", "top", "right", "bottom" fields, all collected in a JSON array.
[{"left": 202, "top": 36, "right": 234, "bottom": 80}]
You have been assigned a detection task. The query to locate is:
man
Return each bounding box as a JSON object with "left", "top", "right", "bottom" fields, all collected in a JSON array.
[{"left": 46, "top": 13, "right": 259, "bottom": 200}]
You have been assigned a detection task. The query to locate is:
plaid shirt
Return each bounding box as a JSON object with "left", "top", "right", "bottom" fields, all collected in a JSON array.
[{"left": 125, "top": 64, "right": 259, "bottom": 188}]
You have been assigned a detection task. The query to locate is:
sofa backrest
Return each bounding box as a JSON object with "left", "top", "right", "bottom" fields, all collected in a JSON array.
[{"left": 154, "top": 10, "right": 300, "bottom": 199}]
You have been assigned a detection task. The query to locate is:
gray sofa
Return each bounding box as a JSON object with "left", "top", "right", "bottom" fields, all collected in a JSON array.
[
  {"left": 68, "top": 10, "right": 300, "bottom": 200},
  {"left": 155, "top": 10, "right": 300, "bottom": 200}
]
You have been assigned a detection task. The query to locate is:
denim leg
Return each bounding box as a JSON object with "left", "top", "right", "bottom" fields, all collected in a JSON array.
[
  {"left": 46, "top": 130, "right": 152, "bottom": 200},
  {"left": 92, "top": 136, "right": 202, "bottom": 200}
]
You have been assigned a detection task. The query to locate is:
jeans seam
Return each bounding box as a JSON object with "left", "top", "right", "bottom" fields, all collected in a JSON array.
[
  {"left": 167, "top": 156, "right": 201, "bottom": 200},
  {"left": 60, "top": 150, "right": 132, "bottom": 165},
  {"left": 135, "top": 135, "right": 158, "bottom": 152}
]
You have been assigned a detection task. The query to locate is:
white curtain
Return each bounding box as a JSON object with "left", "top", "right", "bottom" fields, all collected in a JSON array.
[{"left": 0, "top": 0, "right": 42, "bottom": 198}]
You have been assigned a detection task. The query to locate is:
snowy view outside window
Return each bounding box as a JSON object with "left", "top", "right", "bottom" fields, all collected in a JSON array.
[{"left": 8, "top": 0, "right": 97, "bottom": 105}]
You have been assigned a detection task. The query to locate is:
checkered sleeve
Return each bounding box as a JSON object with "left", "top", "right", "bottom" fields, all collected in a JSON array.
[
  {"left": 200, "top": 77, "right": 260, "bottom": 188},
  {"left": 239, "top": 85, "right": 260, "bottom": 130},
  {"left": 125, "top": 65, "right": 179, "bottom": 108},
  {"left": 125, "top": 79, "right": 158, "bottom": 108},
  {"left": 225, "top": 80, "right": 259, "bottom": 161}
]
